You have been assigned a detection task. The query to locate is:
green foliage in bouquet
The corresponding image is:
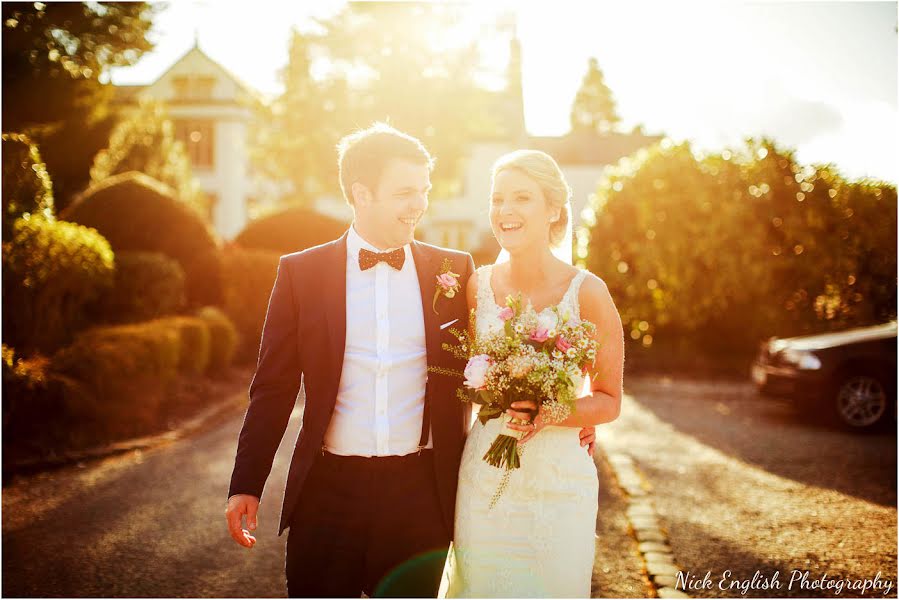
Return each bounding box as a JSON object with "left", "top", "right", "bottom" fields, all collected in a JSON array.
[{"left": 437, "top": 292, "right": 598, "bottom": 473}]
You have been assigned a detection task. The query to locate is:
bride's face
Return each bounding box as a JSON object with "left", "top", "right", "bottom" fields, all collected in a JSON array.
[{"left": 490, "top": 168, "right": 558, "bottom": 254}]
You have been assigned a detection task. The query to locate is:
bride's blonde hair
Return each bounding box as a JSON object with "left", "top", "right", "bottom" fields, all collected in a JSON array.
[{"left": 491, "top": 149, "right": 572, "bottom": 248}]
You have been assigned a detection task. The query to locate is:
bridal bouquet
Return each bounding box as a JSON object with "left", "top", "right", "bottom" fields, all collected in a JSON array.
[{"left": 437, "top": 293, "right": 599, "bottom": 473}]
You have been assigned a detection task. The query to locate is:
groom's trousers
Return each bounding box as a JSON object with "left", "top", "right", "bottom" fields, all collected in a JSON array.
[{"left": 285, "top": 449, "right": 451, "bottom": 598}]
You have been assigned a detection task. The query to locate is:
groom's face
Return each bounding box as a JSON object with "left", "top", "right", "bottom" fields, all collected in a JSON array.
[{"left": 354, "top": 158, "right": 431, "bottom": 249}]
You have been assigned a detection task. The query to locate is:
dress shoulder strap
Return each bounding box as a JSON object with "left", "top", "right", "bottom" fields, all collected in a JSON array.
[
  {"left": 475, "top": 264, "right": 495, "bottom": 308},
  {"left": 561, "top": 269, "right": 589, "bottom": 319}
]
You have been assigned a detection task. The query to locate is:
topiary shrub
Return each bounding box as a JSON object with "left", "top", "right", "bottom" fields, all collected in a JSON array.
[
  {"left": 2, "top": 133, "right": 55, "bottom": 241},
  {"left": 233, "top": 205, "right": 348, "bottom": 254},
  {"left": 50, "top": 320, "right": 181, "bottom": 437},
  {"left": 153, "top": 315, "right": 211, "bottom": 375},
  {"left": 98, "top": 251, "right": 186, "bottom": 324},
  {"left": 195, "top": 306, "right": 239, "bottom": 374},
  {"left": 182, "top": 245, "right": 225, "bottom": 310},
  {"left": 220, "top": 245, "right": 281, "bottom": 362},
  {"left": 2, "top": 215, "right": 115, "bottom": 354},
  {"left": 60, "top": 171, "right": 222, "bottom": 308}
]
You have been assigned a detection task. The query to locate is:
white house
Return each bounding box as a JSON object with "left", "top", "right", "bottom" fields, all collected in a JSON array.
[{"left": 113, "top": 41, "right": 284, "bottom": 240}]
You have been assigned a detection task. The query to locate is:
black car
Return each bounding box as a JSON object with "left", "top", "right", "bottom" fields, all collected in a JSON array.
[{"left": 751, "top": 320, "right": 897, "bottom": 430}]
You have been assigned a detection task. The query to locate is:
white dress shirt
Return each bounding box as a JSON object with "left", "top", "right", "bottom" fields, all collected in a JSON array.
[{"left": 322, "top": 225, "right": 432, "bottom": 456}]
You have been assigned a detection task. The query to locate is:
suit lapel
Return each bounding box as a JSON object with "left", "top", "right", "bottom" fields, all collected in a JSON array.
[
  {"left": 410, "top": 241, "right": 441, "bottom": 367},
  {"left": 323, "top": 230, "right": 349, "bottom": 388}
]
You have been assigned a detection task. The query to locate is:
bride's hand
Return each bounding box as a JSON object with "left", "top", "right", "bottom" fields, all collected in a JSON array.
[{"left": 505, "top": 400, "right": 544, "bottom": 443}]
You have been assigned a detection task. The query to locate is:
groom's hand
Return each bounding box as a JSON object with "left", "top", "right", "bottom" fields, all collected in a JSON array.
[
  {"left": 226, "top": 494, "right": 259, "bottom": 548},
  {"left": 578, "top": 426, "right": 596, "bottom": 457}
]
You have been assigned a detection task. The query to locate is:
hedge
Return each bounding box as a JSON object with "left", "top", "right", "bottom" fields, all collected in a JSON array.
[
  {"left": 195, "top": 306, "right": 240, "bottom": 374},
  {"left": 60, "top": 171, "right": 223, "bottom": 307},
  {"left": 233, "top": 205, "right": 348, "bottom": 254},
  {"left": 100, "top": 251, "right": 186, "bottom": 323},
  {"left": 220, "top": 246, "right": 281, "bottom": 362}
]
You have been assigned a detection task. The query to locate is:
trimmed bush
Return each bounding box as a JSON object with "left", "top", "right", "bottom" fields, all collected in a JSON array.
[
  {"left": 220, "top": 246, "right": 281, "bottom": 362},
  {"left": 60, "top": 171, "right": 222, "bottom": 307},
  {"left": 233, "top": 205, "right": 348, "bottom": 254},
  {"left": 182, "top": 246, "right": 225, "bottom": 310},
  {"left": 2, "top": 215, "right": 115, "bottom": 354},
  {"left": 99, "top": 251, "right": 186, "bottom": 323},
  {"left": 2, "top": 133, "right": 55, "bottom": 240},
  {"left": 195, "top": 306, "right": 239, "bottom": 373},
  {"left": 50, "top": 321, "right": 181, "bottom": 433},
  {"left": 154, "top": 316, "right": 211, "bottom": 375}
]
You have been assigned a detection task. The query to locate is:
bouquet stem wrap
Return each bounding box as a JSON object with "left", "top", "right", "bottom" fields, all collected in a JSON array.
[{"left": 483, "top": 411, "right": 529, "bottom": 470}]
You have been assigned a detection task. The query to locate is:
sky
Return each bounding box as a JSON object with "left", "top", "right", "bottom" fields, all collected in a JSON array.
[{"left": 108, "top": 0, "right": 898, "bottom": 183}]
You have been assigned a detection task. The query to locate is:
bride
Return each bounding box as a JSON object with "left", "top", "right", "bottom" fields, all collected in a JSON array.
[{"left": 441, "top": 149, "right": 625, "bottom": 598}]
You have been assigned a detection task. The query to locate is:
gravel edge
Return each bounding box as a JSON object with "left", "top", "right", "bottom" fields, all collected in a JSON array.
[{"left": 602, "top": 445, "right": 692, "bottom": 599}]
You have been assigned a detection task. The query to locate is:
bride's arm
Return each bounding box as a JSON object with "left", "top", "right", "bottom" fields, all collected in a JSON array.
[
  {"left": 561, "top": 273, "right": 624, "bottom": 426},
  {"left": 508, "top": 272, "right": 624, "bottom": 435}
]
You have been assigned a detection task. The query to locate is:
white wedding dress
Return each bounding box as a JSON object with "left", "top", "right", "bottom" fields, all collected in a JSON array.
[{"left": 441, "top": 264, "right": 599, "bottom": 598}]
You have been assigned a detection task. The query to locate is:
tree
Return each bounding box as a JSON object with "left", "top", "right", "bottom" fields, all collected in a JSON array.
[
  {"left": 91, "top": 99, "right": 207, "bottom": 218},
  {"left": 250, "top": 30, "right": 344, "bottom": 204},
  {"left": 570, "top": 57, "right": 620, "bottom": 134},
  {"left": 2, "top": 2, "right": 157, "bottom": 209},
  {"left": 254, "top": 3, "right": 502, "bottom": 201},
  {"left": 580, "top": 137, "right": 897, "bottom": 362}
]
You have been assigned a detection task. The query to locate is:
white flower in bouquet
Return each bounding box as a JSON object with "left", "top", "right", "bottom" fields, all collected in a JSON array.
[{"left": 464, "top": 354, "right": 491, "bottom": 390}]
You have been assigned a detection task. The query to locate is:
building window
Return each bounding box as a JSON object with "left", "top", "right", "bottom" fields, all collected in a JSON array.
[
  {"left": 174, "top": 119, "right": 215, "bottom": 169},
  {"left": 172, "top": 75, "right": 216, "bottom": 100}
]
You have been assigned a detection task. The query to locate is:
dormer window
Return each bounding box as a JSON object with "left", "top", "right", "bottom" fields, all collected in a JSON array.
[{"left": 172, "top": 75, "right": 216, "bottom": 100}]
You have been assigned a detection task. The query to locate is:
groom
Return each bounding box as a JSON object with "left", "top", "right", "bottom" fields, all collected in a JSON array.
[{"left": 225, "top": 122, "right": 595, "bottom": 597}]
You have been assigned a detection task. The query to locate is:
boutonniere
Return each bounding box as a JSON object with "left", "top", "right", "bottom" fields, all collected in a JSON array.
[{"left": 432, "top": 258, "right": 461, "bottom": 314}]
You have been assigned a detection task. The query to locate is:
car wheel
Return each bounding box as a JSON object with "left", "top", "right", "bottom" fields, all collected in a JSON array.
[{"left": 833, "top": 370, "right": 890, "bottom": 430}]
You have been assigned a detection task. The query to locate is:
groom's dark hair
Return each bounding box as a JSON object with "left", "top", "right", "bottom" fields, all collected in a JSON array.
[{"left": 337, "top": 122, "right": 435, "bottom": 206}]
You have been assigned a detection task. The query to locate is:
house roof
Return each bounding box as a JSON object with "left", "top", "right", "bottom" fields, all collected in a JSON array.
[{"left": 111, "top": 42, "right": 266, "bottom": 106}]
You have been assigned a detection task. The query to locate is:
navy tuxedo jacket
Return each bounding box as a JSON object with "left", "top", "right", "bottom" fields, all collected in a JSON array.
[{"left": 227, "top": 230, "right": 475, "bottom": 537}]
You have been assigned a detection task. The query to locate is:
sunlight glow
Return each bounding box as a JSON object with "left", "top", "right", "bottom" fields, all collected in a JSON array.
[{"left": 109, "top": 1, "right": 897, "bottom": 182}]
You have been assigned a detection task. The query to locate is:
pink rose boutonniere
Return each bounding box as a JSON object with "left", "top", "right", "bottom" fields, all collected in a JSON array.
[{"left": 432, "top": 258, "right": 461, "bottom": 314}]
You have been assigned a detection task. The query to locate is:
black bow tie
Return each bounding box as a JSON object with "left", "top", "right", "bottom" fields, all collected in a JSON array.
[{"left": 359, "top": 247, "right": 405, "bottom": 271}]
